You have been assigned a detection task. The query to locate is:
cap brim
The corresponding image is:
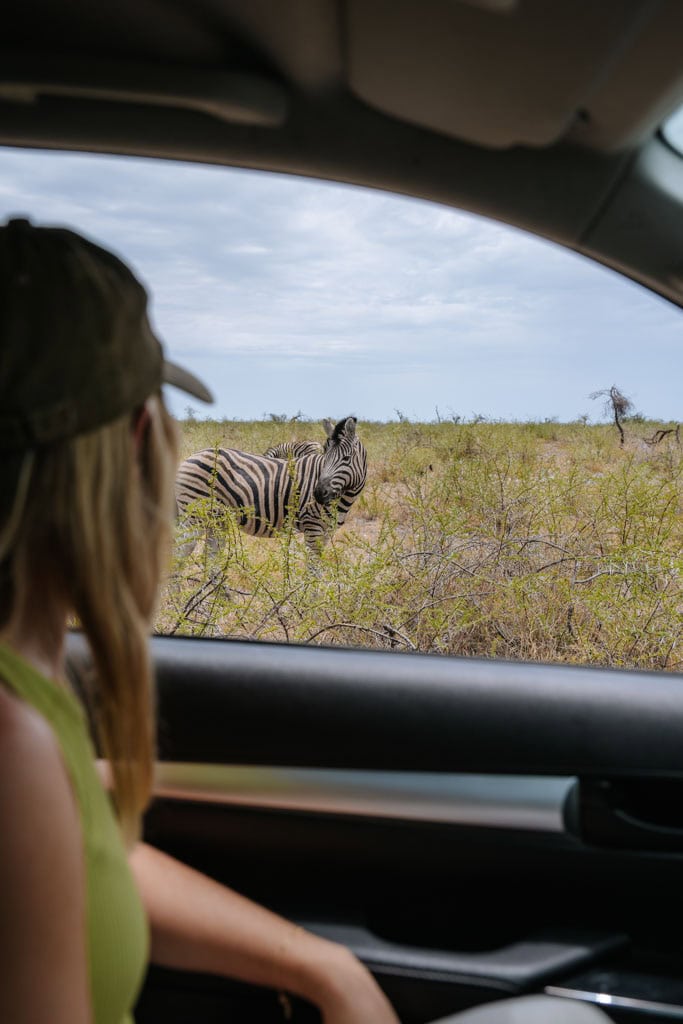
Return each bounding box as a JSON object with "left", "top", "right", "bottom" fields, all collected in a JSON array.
[{"left": 162, "top": 360, "right": 214, "bottom": 404}]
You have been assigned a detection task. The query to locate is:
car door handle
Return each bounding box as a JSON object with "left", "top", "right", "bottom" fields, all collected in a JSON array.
[{"left": 567, "top": 777, "right": 683, "bottom": 853}]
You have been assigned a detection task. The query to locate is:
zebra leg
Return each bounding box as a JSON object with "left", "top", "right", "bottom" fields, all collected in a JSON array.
[
  {"left": 200, "top": 516, "right": 235, "bottom": 600},
  {"left": 205, "top": 526, "right": 224, "bottom": 561},
  {"left": 174, "top": 513, "right": 224, "bottom": 581},
  {"left": 303, "top": 530, "right": 327, "bottom": 574},
  {"left": 175, "top": 517, "right": 201, "bottom": 562}
]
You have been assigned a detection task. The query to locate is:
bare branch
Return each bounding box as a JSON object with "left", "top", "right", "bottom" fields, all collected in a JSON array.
[{"left": 305, "top": 622, "right": 416, "bottom": 649}]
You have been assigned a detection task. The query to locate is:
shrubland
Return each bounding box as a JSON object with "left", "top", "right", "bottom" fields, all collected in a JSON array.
[{"left": 156, "top": 417, "right": 683, "bottom": 671}]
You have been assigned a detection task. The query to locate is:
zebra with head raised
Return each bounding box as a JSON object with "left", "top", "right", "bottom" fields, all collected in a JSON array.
[{"left": 175, "top": 416, "right": 367, "bottom": 560}]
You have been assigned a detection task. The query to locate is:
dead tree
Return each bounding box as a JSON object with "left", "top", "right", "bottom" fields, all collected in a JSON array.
[{"left": 589, "top": 386, "right": 634, "bottom": 446}]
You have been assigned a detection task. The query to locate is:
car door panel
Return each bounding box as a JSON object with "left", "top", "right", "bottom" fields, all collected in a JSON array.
[
  {"left": 66, "top": 634, "right": 683, "bottom": 1023},
  {"left": 116, "top": 634, "right": 683, "bottom": 777},
  {"left": 139, "top": 797, "right": 683, "bottom": 1023}
]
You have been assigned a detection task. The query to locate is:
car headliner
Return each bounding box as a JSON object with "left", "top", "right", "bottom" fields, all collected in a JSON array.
[{"left": 3, "top": 0, "right": 683, "bottom": 308}]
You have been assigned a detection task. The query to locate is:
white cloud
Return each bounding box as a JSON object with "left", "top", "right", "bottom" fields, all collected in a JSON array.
[{"left": 0, "top": 146, "right": 681, "bottom": 421}]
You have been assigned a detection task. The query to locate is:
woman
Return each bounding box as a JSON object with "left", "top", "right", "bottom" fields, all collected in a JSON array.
[
  {"left": 0, "top": 217, "right": 400, "bottom": 1023},
  {"left": 0, "top": 218, "right": 609, "bottom": 1024}
]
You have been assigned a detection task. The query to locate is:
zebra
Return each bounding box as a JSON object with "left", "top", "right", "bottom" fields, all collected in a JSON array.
[
  {"left": 175, "top": 416, "right": 367, "bottom": 559},
  {"left": 263, "top": 439, "right": 325, "bottom": 459},
  {"left": 262, "top": 418, "right": 334, "bottom": 460}
]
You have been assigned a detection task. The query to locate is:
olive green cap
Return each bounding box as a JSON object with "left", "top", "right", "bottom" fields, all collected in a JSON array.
[{"left": 0, "top": 217, "right": 213, "bottom": 452}]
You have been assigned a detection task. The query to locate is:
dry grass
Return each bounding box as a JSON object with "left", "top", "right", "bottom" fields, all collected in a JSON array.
[{"left": 156, "top": 417, "right": 683, "bottom": 670}]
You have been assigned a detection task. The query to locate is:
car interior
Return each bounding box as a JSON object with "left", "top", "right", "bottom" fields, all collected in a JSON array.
[{"left": 5, "top": 2, "right": 683, "bottom": 1022}]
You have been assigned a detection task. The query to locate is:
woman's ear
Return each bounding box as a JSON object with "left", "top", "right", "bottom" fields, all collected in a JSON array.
[{"left": 132, "top": 402, "right": 152, "bottom": 453}]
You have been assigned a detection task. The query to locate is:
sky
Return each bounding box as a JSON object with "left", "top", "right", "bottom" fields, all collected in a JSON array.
[{"left": 1, "top": 145, "right": 681, "bottom": 424}]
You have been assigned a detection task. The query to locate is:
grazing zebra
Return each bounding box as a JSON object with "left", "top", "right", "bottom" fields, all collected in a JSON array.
[
  {"left": 263, "top": 439, "right": 324, "bottom": 459},
  {"left": 262, "top": 418, "right": 334, "bottom": 460},
  {"left": 175, "top": 416, "right": 367, "bottom": 559}
]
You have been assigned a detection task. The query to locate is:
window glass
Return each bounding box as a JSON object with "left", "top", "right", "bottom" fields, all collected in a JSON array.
[{"left": 2, "top": 147, "right": 681, "bottom": 668}]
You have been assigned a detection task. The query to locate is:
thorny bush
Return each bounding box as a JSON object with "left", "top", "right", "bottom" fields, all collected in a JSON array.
[{"left": 156, "top": 419, "right": 683, "bottom": 671}]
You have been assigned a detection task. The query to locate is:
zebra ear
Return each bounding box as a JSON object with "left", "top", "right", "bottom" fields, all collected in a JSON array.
[
  {"left": 342, "top": 416, "right": 357, "bottom": 439},
  {"left": 323, "top": 418, "right": 335, "bottom": 438}
]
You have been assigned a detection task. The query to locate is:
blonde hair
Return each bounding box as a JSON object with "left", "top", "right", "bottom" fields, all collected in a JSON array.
[{"left": 0, "top": 393, "right": 178, "bottom": 846}]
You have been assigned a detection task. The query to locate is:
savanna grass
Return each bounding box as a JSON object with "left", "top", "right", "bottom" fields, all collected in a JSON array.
[{"left": 156, "top": 417, "right": 683, "bottom": 670}]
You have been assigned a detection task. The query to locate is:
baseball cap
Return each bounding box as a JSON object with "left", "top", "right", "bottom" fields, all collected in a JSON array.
[{"left": 0, "top": 217, "right": 213, "bottom": 452}]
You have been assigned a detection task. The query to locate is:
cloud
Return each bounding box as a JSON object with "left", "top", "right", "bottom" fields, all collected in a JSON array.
[{"left": 0, "top": 146, "right": 681, "bottom": 421}]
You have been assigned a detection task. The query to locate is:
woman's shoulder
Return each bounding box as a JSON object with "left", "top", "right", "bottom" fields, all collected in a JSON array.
[
  {"left": 0, "top": 679, "right": 62, "bottom": 759},
  {"left": 0, "top": 677, "right": 84, "bottom": 880},
  {"left": 0, "top": 680, "right": 78, "bottom": 820},
  {"left": 0, "top": 682, "right": 91, "bottom": 1023}
]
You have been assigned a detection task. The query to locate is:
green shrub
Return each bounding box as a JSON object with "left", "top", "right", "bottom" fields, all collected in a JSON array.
[{"left": 158, "top": 419, "right": 683, "bottom": 671}]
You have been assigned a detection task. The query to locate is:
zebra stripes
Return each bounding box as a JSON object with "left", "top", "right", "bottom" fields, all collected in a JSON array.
[
  {"left": 263, "top": 418, "right": 335, "bottom": 459},
  {"left": 175, "top": 416, "right": 367, "bottom": 558},
  {"left": 263, "top": 439, "right": 324, "bottom": 459}
]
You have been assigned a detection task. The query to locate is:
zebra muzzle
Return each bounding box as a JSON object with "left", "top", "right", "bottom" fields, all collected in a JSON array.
[{"left": 314, "top": 482, "right": 338, "bottom": 504}]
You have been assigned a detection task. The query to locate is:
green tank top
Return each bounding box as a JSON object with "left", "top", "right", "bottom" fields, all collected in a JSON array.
[{"left": 0, "top": 642, "right": 149, "bottom": 1024}]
